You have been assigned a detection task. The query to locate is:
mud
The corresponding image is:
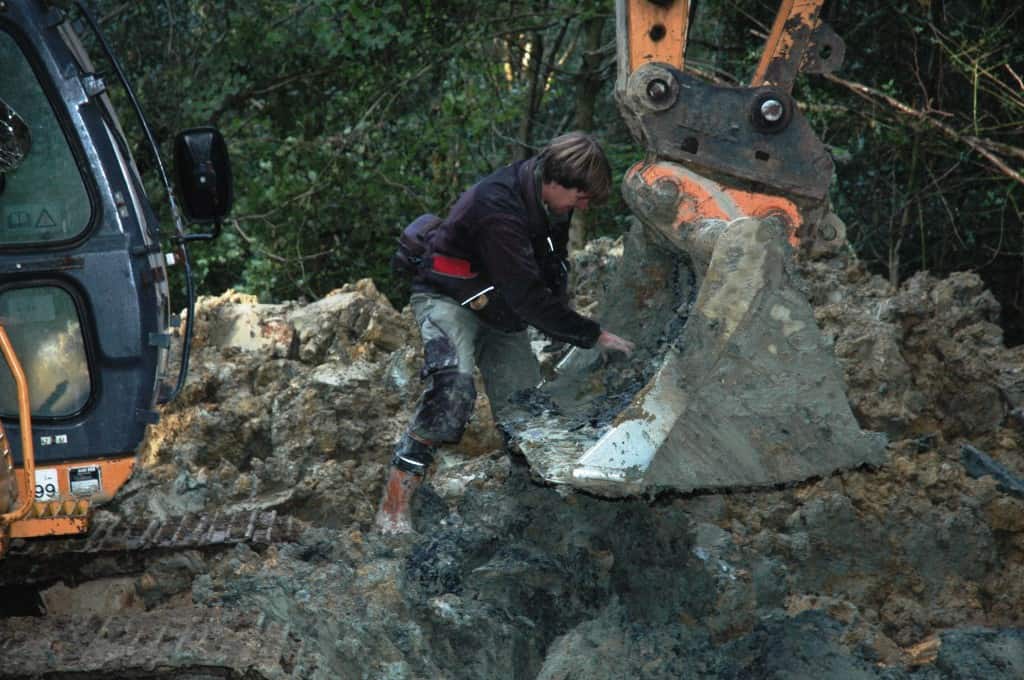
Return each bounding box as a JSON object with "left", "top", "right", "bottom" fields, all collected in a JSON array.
[
  {"left": 510, "top": 218, "right": 885, "bottom": 496},
  {"left": 509, "top": 223, "right": 692, "bottom": 433},
  {"left": 2, "top": 241, "right": 1024, "bottom": 678}
]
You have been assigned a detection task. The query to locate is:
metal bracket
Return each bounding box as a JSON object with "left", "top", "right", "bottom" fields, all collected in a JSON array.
[
  {"left": 618, "top": 65, "right": 833, "bottom": 201},
  {"left": 148, "top": 332, "right": 171, "bottom": 349},
  {"left": 140, "top": 266, "right": 167, "bottom": 287},
  {"left": 130, "top": 243, "right": 163, "bottom": 257},
  {"left": 80, "top": 74, "right": 106, "bottom": 97},
  {"left": 801, "top": 23, "right": 846, "bottom": 76}
]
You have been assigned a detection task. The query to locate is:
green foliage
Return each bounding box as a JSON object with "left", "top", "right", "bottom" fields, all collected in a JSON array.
[
  {"left": 90, "top": 0, "right": 1023, "bottom": 341},
  {"left": 816, "top": 1, "right": 1023, "bottom": 338},
  {"left": 92, "top": 0, "right": 632, "bottom": 306},
  {"left": 683, "top": 0, "right": 1024, "bottom": 341}
]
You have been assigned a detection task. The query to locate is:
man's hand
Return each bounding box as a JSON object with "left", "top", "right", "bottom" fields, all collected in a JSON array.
[{"left": 597, "top": 329, "right": 635, "bottom": 355}]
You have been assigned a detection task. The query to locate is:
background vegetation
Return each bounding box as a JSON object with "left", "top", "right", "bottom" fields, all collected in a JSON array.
[{"left": 89, "top": 0, "right": 1024, "bottom": 343}]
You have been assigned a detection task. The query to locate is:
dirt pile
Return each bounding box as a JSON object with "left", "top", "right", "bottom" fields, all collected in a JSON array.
[
  {"left": 119, "top": 280, "right": 503, "bottom": 529},
  {"left": 3, "top": 240, "right": 1024, "bottom": 679},
  {"left": 802, "top": 258, "right": 1023, "bottom": 445}
]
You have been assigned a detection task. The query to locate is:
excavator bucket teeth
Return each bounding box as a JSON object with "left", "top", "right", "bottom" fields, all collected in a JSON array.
[{"left": 509, "top": 217, "right": 887, "bottom": 498}]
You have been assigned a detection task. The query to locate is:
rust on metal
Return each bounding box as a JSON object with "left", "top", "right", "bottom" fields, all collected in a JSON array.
[
  {"left": 626, "top": 0, "right": 689, "bottom": 72},
  {"left": 7, "top": 455, "right": 136, "bottom": 542},
  {"left": 10, "top": 498, "right": 91, "bottom": 538},
  {"left": 751, "top": 0, "right": 826, "bottom": 91},
  {"left": 0, "top": 426, "right": 12, "bottom": 516},
  {"left": 0, "top": 324, "right": 35, "bottom": 559},
  {"left": 10, "top": 515, "right": 90, "bottom": 539},
  {"left": 0, "top": 423, "right": 10, "bottom": 558}
]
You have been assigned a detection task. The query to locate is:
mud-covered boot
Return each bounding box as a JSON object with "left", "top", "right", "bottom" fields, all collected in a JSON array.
[
  {"left": 374, "top": 466, "right": 422, "bottom": 534},
  {"left": 374, "top": 435, "right": 434, "bottom": 534}
]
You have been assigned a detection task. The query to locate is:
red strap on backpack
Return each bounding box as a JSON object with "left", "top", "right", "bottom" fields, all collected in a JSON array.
[{"left": 431, "top": 254, "right": 474, "bottom": 278}]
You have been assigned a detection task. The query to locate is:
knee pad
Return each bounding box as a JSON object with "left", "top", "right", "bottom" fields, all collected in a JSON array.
[
  {"left": 422, "top": 331, "right": 459, "bottom": 377},
  {"left": 391, "top": 435, "right": 435, "bottom": 475},
  {"left": 411, "top": 370, "right": 477, "bottom": 443}
]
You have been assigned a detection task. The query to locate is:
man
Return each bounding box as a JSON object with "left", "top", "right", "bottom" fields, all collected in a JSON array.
[{"left": 376, "top": 132, "right": 634, "bottom": 533}]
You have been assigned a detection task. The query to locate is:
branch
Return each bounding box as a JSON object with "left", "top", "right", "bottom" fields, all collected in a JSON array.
[
  {"left": 824, "top": 73, "right": 1024, "bottom": 187},
  {"left": 1007, "top": 64, "right": 1024, "bottom": 91},
  {"left": 966, "top": 136, "right": 1024, "bottom": 163},
  {"left": 98, "top": 2, "right": 135, "bottom": 25},
  {"left": 325, "top": 62, "right": 434, "bottom": 151},
  {"left": 211, "top": 66, "right": 337, "bottom": 125},
  {"left": 372, "top": 169, "right": 432, "bottom": 212},
  {"left": 229, "top": 218, "right": 333, "bottom": 264}
]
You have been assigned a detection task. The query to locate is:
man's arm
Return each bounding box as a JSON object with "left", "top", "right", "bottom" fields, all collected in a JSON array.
[{"left": 477, "top": 217, "right": 601, "bottom": 347}]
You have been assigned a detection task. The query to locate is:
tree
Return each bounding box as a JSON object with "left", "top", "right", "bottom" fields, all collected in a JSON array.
[{"left": 92, "top": 0, "right": 1024, "bottom": 343}]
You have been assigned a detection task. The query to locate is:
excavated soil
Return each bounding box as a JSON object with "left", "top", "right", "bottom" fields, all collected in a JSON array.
[{"left": 2, "top": 235, "right": 1023, "bottom": 679}]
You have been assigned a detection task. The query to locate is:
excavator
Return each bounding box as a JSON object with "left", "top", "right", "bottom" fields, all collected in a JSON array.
[
  {"left": 0, "top": 0, "right": 886, "bottom": 676},
  {"left": 0, "top": 0, "right": 232, "bottom": 558},
  {"left": 512, "top": 0, "right": 887, "bottom": 495},
  {"left": 0, "top": 0, "right": 885, "bottom": 558}
]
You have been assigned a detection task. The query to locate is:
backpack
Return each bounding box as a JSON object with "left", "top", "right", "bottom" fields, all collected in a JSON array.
[{"left": 391, "top": 213, "right": 442, "bottom": 276}]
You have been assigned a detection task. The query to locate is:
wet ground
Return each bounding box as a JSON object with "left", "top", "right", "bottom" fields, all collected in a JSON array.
[{"left": 2, "top": 237, "right": 1024, "bottom": 678}]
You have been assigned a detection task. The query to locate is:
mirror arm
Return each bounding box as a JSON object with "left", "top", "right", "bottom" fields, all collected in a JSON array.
[
  {"left": 175, "top": 219, "right": 223, "bottom": 243},
  {"left": 74, "top": 1, "right": 187, "bottom": 241}
]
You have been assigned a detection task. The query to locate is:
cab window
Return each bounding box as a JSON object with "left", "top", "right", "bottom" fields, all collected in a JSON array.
[
  {"left": 0, "top": 30, "right": 91, "bottom": 245},
  {"left": 0, "top": 286, "right": 91, "bottom": 418}
]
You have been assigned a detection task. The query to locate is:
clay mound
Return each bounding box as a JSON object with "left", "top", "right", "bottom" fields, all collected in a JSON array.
[{"left": 37, "top": 242, "right": 1021, "bottom": 679}]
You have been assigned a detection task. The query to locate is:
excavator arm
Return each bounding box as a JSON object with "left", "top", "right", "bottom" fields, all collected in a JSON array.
[
  {"left": 619, "top": 0, "right": 846, "bottom": 90},
  {"left": 513, "top": 0, "right": 886, "bottom": 496},
  {"left": 615, "top": 0, "right": 842, "bottom": 231}
]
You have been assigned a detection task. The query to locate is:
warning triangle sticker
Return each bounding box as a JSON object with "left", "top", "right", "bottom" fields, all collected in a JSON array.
[{"left": 36, "top": 209, "right": 57, "bottom": 229}]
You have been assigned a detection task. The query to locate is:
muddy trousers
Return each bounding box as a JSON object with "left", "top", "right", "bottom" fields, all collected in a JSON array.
[{"left": 392, "top": 293, "right": 541, "bottom": 475}]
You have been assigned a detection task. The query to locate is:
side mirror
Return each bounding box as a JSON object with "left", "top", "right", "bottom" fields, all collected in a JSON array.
[
  {"left": 0, "top": 99, "right": 31, "bottom": 175},
  {"left": 173, "top": 127, "right": 233, "bottom": 224}
]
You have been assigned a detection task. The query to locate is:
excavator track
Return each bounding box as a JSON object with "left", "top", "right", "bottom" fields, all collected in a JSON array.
[
  {"left": 0, "top": 606, "right": 325, "bottom": 679},
  {"left": 0, "top": 510, "right": 305, "bottom": 587},
  {"left": 0, "top": 511, "right": 319, "bottom": 679}
]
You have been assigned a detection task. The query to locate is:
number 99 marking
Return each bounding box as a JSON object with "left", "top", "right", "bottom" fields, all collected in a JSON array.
[
  {"left": 33, "top": 469, "right": 60, "bottom": 501},
  {"left": 34, "top": 483, "right": 58, "bottom": 499}
]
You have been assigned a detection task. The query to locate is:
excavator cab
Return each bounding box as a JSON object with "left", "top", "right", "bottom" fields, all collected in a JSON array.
[
  {"left": 511, "top": 0, "right": 887, "bottom": 496},
  {"left": 0, "top": 0, "right": 231, "bottom": 553}
]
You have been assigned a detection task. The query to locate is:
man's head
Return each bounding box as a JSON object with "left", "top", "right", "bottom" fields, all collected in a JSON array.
[{"left": 538, "top": 132, "right": 612, "bottom": 214}]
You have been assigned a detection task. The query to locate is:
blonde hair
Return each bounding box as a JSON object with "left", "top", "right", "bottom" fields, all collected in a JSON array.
[{"left": 538, "top": 132, "right": 612, "bottom": 204}]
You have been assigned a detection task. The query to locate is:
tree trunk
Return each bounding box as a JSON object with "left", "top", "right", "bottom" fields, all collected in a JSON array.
[
  {"left": 569, "top": 10, "right": 606, "bottom": 250},
  {"left": 515, "top": 32, "right": 545, "bottom": 161}
]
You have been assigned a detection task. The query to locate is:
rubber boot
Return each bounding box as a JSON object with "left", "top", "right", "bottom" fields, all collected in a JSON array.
[{"left": 374, "top": 466, "right": 422, "bottom": 534}]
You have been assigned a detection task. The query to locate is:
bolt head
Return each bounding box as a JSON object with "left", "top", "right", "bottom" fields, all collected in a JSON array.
[
  {"left": 647, "top": 79, "right": 671, "bottom": 103},
  {"left": 760, "top": 99, "right": 784, "bottom": 123}
]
